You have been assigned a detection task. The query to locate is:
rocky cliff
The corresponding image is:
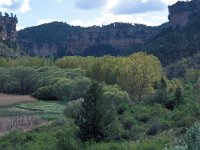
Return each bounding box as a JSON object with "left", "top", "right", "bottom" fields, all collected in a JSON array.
[
  {"left": 18, "top": 22, "right": 159, "bottom": 57},
  {"left": 0, "top": 12, "right": 19, "bottom": 57},
  {"left": 142, "top": 0, "right": 200, "bottom": 65},
  {"left": 0, "top": 12, "right": 18, "bottom": 42},
  {"left": 168, "top": 0, "right": 200, "bottom": 28}
]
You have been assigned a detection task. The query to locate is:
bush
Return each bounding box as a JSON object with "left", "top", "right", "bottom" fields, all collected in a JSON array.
[
  {"left": 147, "top": 119, "right": 162, "bottom": 136},
  {"left": 0, "top": 67, "right": 37, "bottom": 94},
  {"left": 32, "top": 86, "right": 57, "bottom": 100},
  {"left": 184, "top": 122, "right": 200, "bottom": 150},
  {"left": 64, "top": 98, "right": 84, "bottom": 119},
  {"left": 164, "top": 145, "right": 188, "bottom": 150},
  {"left": 56, "top": 128, "right": 80, "bottom": 150},
  {"left": 0, "top": 66, "right": 92, "bottom": 101}
]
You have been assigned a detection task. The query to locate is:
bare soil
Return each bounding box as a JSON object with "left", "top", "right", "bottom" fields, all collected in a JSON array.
[{"left": 0, "top": 94, "right": 36, "bottom": 106}]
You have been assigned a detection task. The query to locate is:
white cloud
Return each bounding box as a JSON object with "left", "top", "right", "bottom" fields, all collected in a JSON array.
[
  {"left": 70, "top": 0, "right": 189, "bottom": 27},
  {"left": 111, "top": 0, "right": 167, "bottom": 15},
  {"left": 0, "top": 0, "right": 31, "bottom": 13},
  {"left": 20, "top": 0, "right": 31, "bottom": 13},
  {"left": 71, "top": 11, "right": 168, "bottom": 27}
]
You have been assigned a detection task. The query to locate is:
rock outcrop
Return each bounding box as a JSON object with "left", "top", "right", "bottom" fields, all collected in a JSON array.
[
  {"left": 0, "top": 12, "right": 18, "bottom": 42},
  {"left": 168, "top": 0, "right": 200, "bottom": 28}
]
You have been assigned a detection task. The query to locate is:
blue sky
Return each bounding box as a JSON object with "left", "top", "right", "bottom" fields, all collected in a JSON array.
[{"left": 0, "top": 0, "right": 188, "bottom": 30}]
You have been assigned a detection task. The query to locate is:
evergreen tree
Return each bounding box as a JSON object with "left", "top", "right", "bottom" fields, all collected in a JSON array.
[
  {"left": 79, "top": 82, "right": 104, "bottom": 141},
  {"left": 78, "top": 82, "right": 119, "bottom": 141}
]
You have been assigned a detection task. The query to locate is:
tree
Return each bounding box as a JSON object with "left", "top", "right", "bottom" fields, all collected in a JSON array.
[
  {"left": 78, "top": 82, "right": 119, "bottom": 141},
  {"left": 118, "top": 52, "right": 162, "bottom": 101},
  {"left": 78, "top": 82, "right": 104, "bottom": 141}
]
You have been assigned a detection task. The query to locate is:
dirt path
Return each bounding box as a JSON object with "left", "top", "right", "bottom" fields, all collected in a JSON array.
[{"left": 0, "top": 94, "right": 36, "bottom": 106}]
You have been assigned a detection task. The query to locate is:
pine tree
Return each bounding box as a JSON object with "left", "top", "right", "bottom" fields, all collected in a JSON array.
[
  {"left": 79, "top": 82, "right": 104, "bottom": 141},
  {"left": 78, "top": 82, "right": 119, "bottom": 141}
]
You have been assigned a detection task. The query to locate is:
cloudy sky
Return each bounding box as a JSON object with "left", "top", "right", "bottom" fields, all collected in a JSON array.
[{"left": 0, "top": 0, "right": 188, "bottom": 30}]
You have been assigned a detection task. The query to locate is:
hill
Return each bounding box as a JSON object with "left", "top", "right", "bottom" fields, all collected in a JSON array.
[
  {"left": 143, "top": 0, "right": 200, "bottom": 65},
  {"left": 17, "top": 0, "right": 200, "bottom": 65},
  {"left": 18, "top": 22, "right": 159, "bottom": 58}
]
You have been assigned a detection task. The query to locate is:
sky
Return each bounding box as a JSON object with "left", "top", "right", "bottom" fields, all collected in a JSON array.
[{"left": 0, "top": 0, "right": 188, "bottom": 30}]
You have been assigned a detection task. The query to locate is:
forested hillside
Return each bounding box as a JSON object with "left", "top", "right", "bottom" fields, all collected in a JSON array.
[
  {"left": 143, "top": 14, "right": 200, "bottom": 65},
  {"left": 18, "top": 22, "right": 158, "bottom": 58}
]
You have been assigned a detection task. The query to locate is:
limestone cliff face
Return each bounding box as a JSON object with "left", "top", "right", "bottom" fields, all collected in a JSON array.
[
  {"left": 63, "top": 24, "right": 157, "bottom": 53},
  {"left": 0, "top": 13, "right": 18, "bottom": 42},
  {"left": 18, "top": 23, "right": 159, "bottom": 57},
  {"left": 0, "top": 13, "right": 19, "bottom": 57},
  {"left": 168, "top": 0, "right": 200, "bottom": 28}
]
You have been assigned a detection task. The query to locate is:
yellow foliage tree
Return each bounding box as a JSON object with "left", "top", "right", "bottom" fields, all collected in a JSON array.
[{"left": 117, "top": 52, "right": 163, "bottom": 101}]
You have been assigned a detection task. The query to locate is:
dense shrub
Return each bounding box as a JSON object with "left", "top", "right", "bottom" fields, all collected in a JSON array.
[
  {"left": 0, "top": 67, "right": 37, "bottom": 94},
  {"left": 166, "top": 122, "right": 200, "bottom": 150},
  {"left": 0, "top": 121, "right": 80, "bottom": 150},
  {"left": 0, "top": 56, "right": 52, "bottom": 68},
  {"left": 0, "top": 66, "right": 91, "bottom": 101},
  {"left": 64, "top": 98, "right": 84, "bottom": 119},
  {"left": 164, "top": 145, "right": 188, "bottom": 150},
  {"left": 184, "top": 122, "right": 200, "bottom": 150}
]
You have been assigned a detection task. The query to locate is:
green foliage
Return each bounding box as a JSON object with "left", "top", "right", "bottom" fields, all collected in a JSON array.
[
  {"left": 0, "top": 121, "right": 80, "bottom": 150},
  {"left": 166, "top": 122, "right": 200, "bottom": 150},
  {"left": 18, "top": 101, "right": 66, "bottom": 120},
  {"left": 164, "top": 145, "right": 188, "bottom": 150},
  {"left": 165, "top": 53, "right": 200, "bottom": 79},
  {"left": 78, "top": 83, "right": 121, "bottom": 141},
  {"left": 78, "top": 82, "right": 104, "bottom": 141},
  {"left": 185, "top": 69, "right": 200, "bottom": 84},
  {"left": 0, "top": 53, "right": 199, "bottom": 150},
  {"left": 118, "top": 52, "right": 162, "bottom": 101},
  {"left": 64, "top": 98, "right": 84, "bottom": 119},
  {"left": 0, "top": 67, "right": 37, "bottom": 94},
  {"left": 85, "top": 134, "right": 173, "bottom": 150},
  {"left": 56, "top": 127, "right": 80, "bottom": 150},
  {"left": 0, "top": 56, "right": 52, "bottom": 68},
  {"left": 56, "top": 53, "right": 163, "bottom": 100},
  {"left": 56, "top": 56, "right": 95, "bottom": 72},
  {"left": 0, "top": 66, "right": 91, "bottom": 101},
  {"left": 193, "top": 81, "right": 200, "bottom": 101},
  {"left": 184, "top": 122, "right": 200, "bottom": 150},
  {"left": 89, "top": 56, "right": 124, "bottom": 85}
]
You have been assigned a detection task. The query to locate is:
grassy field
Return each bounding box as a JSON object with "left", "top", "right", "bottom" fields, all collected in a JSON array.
[
  {"left": 0, "top": 94, "right": 67, "bottom": 137},
  {"left": 18, "top": 101, "right": 66, "bottom": 120}
]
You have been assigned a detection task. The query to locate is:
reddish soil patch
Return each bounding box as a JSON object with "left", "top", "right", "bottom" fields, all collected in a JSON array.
[{"left": 0, "top": 94, "right": 36, "bottom": 106}]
